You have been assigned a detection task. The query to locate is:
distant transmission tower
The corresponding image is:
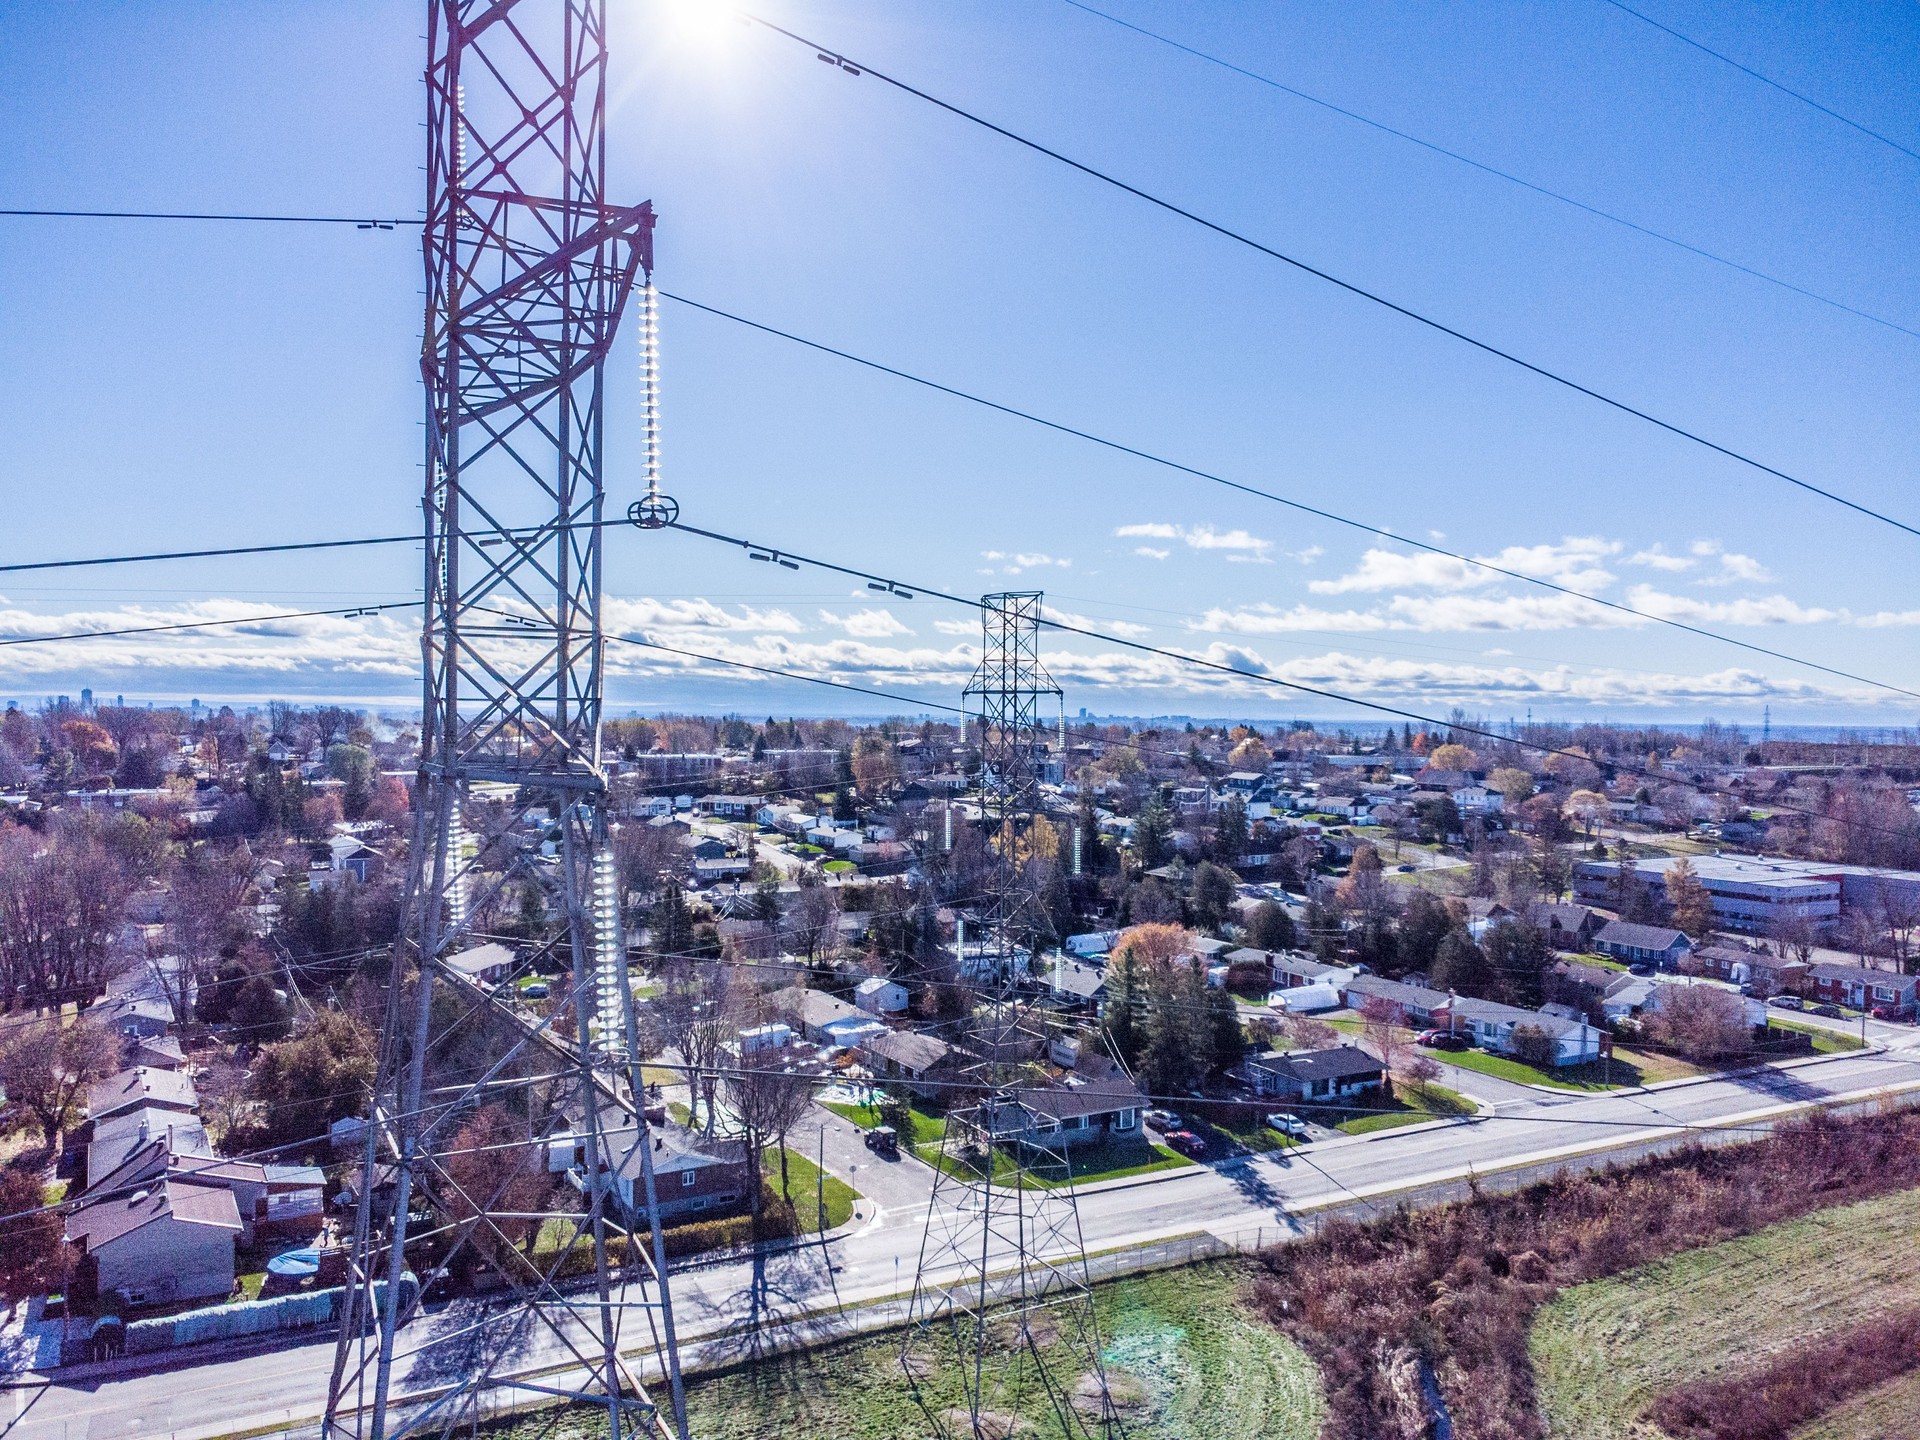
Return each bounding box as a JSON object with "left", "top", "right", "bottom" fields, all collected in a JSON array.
[
  {"left": 903, "top": 592, "right": 1122, "bottom": 1440},
  {"left": 324, "top": 4, "right": 685, "bottom": 1438}
]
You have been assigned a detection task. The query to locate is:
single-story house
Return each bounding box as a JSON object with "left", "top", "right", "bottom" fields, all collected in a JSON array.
[
  {"left": 980, "top": 1072, "right": 1146, "bottom": 1149},
  {"left": 1242, "top": 1044, "right": 1385, "bottom": 1102},
  {"left": 610, "top": 1123, "right": 750, "bottom": 1222},
  {"left": 1545, "top": 958, "right": 1635, "bottom": 1019},
  {"left": 1592, "top": 921, "right": 1693, "bottom": 969},
  {"left": 1692, "top": 945, "right": 1808, "bottom": 996},
  {"left": 1066, "top": 931, "right": 1121, "bottom": 958},
  {"left": 1342, "top": 975, "right": 1450, "bottom": 1026},
  {"left": 65, "top": 1177, "right": 242, "bottom": 1307},
  {"left": 1598, "top": 975, "right": 1657, "bottom": 1023},
  {"left": 858, "top": 1030, "right": 973, "bottom": 1097},
  {"left": 262, "top": 1164, "right": 329, "bottom": 1236},
  {"left": 1438, "top": 998, "right": 1604, "bottom": 1066},
  {"left": 697, "top": 794, "right": 757, "bottom": 820},
  {"left": 86, "top": 993, "right": 175, "bottom": 1040},
  {"left": 443, "top": 941, "right": 516, "bottom": 986},
  {"left": 691, "top": 857, "right": 753, "bottom": 886},
  {"left": 771, "top": 986, "right": 881, "bottom": 1046},
  {"left": 1806, "top": 964, "right": 1918, "bottom": 1018},
  {"left": 88, "top": 1067, "right": 198, "bottom": 1128},
  {"left": 854, "top": 976, "right": 910, "bottom": 1015},
  {"left": 1528, "top": 903, "right": 1604, "bottom": 952},
  {"left": 1048, "top": 959, "right": 1107, "bottom": 1006}
]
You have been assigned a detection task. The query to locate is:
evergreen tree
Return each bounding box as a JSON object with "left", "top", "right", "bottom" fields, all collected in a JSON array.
[
  {"left": 1247, "top": 901, "right": 1297, "bottom": 953},
  {"left": 1133, "top": 795, "right": 1173, "bottom": 870},
  {"left": 1431, "top": 928, "right": 1498, "bottom": 999},
  {"left": 1100, "top": 947, "right": 1144, "bottom": 1067},
  {"left": 651, "top": 880, "right": 694, "bottom": 959},
  {"left": 1206, "top": 983, "right": 1247, "bottom": 1073},
  {"left": 1213, "top": 795, "right": 1249, "bottom": 863}
]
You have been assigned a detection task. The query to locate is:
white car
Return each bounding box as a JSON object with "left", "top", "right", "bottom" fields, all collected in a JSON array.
[{"left": 1265, "top": 1112, "right": 1309, "bottom": 1137}]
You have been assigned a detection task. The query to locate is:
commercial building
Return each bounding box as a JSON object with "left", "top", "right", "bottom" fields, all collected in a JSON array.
[{"left": 1569, "top": 855, "right": 1906, "bottom": 936}]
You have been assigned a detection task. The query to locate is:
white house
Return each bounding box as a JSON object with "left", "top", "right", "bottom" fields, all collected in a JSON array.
[{"left": 854, "top": 977, "right": 909, "bottom": 1015}]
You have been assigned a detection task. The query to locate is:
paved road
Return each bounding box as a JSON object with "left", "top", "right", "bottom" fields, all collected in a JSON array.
[{"left": 19, "top": 1036, "right": 1920, "bottom": 1440}]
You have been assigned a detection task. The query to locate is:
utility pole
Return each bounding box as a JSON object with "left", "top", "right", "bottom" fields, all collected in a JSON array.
[
  {"left": 324, "top": 4, "right": 685, "bottom": 1438},
  {"left": 903, "top": 592, "right": 1121, "bottom": 1439}
]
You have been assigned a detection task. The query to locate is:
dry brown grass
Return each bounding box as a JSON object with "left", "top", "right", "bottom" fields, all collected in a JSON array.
[{"left": 1249, "top": 1106, "right": 1920, "bottom": 1440}]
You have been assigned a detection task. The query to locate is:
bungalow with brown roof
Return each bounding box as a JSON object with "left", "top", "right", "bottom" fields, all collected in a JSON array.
[
  {"left": 980, "top": 1072, "right": 1146, "bottom": 1149},
  {"left": 87, "top": 1067, "right": 198, "bottom": 1129}
]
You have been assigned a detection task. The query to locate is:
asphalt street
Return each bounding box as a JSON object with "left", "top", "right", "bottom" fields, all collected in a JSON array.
[{"left": 16, "top": 1030, "right": 1920, "bottom": 1440}]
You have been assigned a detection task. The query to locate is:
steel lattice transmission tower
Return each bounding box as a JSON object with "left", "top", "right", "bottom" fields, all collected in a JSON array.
[
  {"left": 903, "top": 593, "right": 1123, "bottom": 1440},
  {"left": 324, "top": 4, "right": 685, "bottom": 1438}
]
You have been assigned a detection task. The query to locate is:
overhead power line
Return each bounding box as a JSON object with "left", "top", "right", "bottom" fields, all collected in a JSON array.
[
  {"left": 1, "top": 213, "right": 1913, "bottom": 701},
  {"left": 1060, "top": 0, "right": 1919, "bottom": 342},
  {"left": 0, "top": 208, "right": 410, "bottom": 226},
  {"left": 1594, "top": 0, "right": 1920, "bottom": 164},
  {"left": 0, "top": 600, "right": 418, "bottom": 651},
  {"left": 659, "top": 292, "right": 1920, "bottom": 705},
  {"left": 657, "top": 517, "right": 1920, "bottom": 844},
  {"left": 743, "top": 9, "right": 1920, "bottom": 541}
]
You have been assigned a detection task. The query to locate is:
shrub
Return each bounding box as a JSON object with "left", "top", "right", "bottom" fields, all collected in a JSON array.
[
  {"left": 1646, "top": 1306, "right": 1920, "bottom": 1440},
  {"left": 1509, "top": 1023, "right": 1558, "bottom": 1070},
  {"left": 1249, "top": 1106, "right": 1920, "bottom": 1440}
]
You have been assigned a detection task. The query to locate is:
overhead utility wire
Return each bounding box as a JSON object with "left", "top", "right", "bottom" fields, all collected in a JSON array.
[
  {"left": 0, "top": 211, "right": 1908, "bottom": 704},
  {"left": 0, "top": 208, "right": 409, "bottom": 226},
  {"left": 659, "top": 293, "right": 1920, "bottom": 705},
  {"left": 0, "top": 533, "right": 417, "bottom": 576},
  {"left": 0, "top": 600, "right": 419, "bottom": 651},
  {"left": 660, "top": 518, "right": 1920, "bottom": 845},
  {"left": 742, "top": 9, "right": 1920, "bottom": 541},
  {"left": 1059, "top": 0, "right": 1919, "bottom": 342},
  {"left": 1594, "top": 0, "right": 1920, "bottom": 164}
]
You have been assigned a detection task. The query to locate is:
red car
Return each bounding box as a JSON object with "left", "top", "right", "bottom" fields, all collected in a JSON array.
[{"left": 1162, "top": 1130, "right": 1207, "bottom": 1158}]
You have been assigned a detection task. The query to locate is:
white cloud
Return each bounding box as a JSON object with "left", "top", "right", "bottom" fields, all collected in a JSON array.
[
  {"left": 1311, "top": 537, "right": 1618, "bottom": 595},
  {"left": 1193, "top": 604, "right": 1389, "bottom": 634},
  {"left": 1113, "top": 522, "right": 1272, "bottom": 562},
  {"left": 982, "top": 549, "right": 1070, "bottom": 574},
  {"left": 818, "top": 608, "right": 912, "bottom": 638},
  {"left": 1309, "top": 548, "right": 1491, "bottom": 594},
  {"left": 604, "top": 597, "right": 803, "bottom": 633},
  {"left": 1133, "top": 546, "right": 1171, "bottom": 560},
  {"left": 1628, "top": 545, "right": 1694, "bottom": 572},
  {"left": 932, "top": 617, "right": 978, "bottom": 636},
  {"left": 1682, "top": 539, "right": 1773, "bottom": 585},
  {"left": 1381, "top": 592, "right": 1627, "bottom": 631},
  {"left": 1857, "top": 610, "right": 1920, "bottom": 628},
  {"left": 1288, "top": 545, "right": 1324, "bottom": 565},
  {"left": 1625, "top": 587, "right": 1839, "bottom": 625},
  {"left": 1042, "top": 605, "right": 1151, "bottom": 639}
]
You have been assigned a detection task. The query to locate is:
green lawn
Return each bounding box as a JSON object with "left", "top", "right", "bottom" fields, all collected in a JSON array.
[
  {"left": 1327, "top": 1082, "right": 1474, "bottom": 1135},
  {"left": 822, "top": 859, "right": 854, "bottom": 874},
  {"left": 669, "top": 1261, "right": 1325, "bottom": 1440},
  {"left": 1530, "top": 1186, "right": 1920, "bottom": 1439},
  {"left": 1769, "top": 1017, "right": 1867, "bottom": 1054},
  {"left": 821, "top": 1098, "right": 948, "bottom": 1149},
  {"left": 768, "top": 1148, "right": 859, "bottom": 1234},
  {"left": 923, "top": 1131, "right": 1191, "bottom": 1190},
  {"left": 236, "top": 1271, "right": 267, "bottom": 1302}
]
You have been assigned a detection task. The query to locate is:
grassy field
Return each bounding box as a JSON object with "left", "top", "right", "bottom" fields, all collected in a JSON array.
[
  {"left": 675, "top": 1262, "right": 1324, "bottom": 1440},
  {"left": 1530, "top": 1185, "right": 1920, "bottom": 1439},
  {"left": 1795, "top": 1368, "right": 1920, "bottom": 1439}
]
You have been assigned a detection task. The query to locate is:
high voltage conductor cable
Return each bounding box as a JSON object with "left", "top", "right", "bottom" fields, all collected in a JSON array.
[
  {"left": 659, "top": 292, "right": 1920, "bottom": 706},
  {"left": 0, "top": 209, "right": 1910, "bottom": 701},
  {"left": 1594, "top": 0, "right": 1920, "bottom": 164},
  {"left": 658, "top": 518, "right": 1920, "bottom": 845},
  {"left": 741, "top": 9, "right": 1920, "bottom": 541},
  {"left": 1059, "top": 0, "right": 1919, "bottom": 342},
  {"left": 0, "top": 600, "right": 418, "bottom": 650},
  {"left": 0, "top": 533, "right": 417, "bottom": 575}
]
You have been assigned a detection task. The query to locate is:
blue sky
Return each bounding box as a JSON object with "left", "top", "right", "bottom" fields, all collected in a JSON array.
[{"left": 2, "top": 0, "right": 1917, "bottom": 725}]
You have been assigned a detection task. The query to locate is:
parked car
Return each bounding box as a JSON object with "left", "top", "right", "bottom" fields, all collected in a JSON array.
[
  {"left": 1142, "top": 1108, "right": 1183, "bottom": 1131},
  {"left": 863, "top": 1125, "right": 899, "bottom": 1157},
  {"left": 1416, "top": 1030, "right": 1470, "bottom": 1051},
  {"left": 1265, "top": 1112, "right": 1309, "bottom": 1138},
  {"left": 1162, "top": 1130, "right": 1207, "bottom": 1158},
  {"left": 1628, "top": 963, "right": 1653, "bottom": 976},
  {"left": 1871, "top": 1006, "right": 1903, "bottom": 1021},
  {"left": 1396, "top": 864, "right": 1416, "bottom": 873},
  {"left": 1812, "top": 1004, "right": 1845, "bottom": 1018},
  {"left": 1768, "top": 995, "right": 1804, "bottom": 1011},
  {"left": 522, "top": 981, "right": 550, "bottom": 999}
]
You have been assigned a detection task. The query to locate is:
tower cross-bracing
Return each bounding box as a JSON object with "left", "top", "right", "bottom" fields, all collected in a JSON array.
[
  {"left": 904, "top": 592, "right": 1123, "bottom": 1440},
  {"left": 324, "top": 3, "right": 685, "bottom": 1438}
]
